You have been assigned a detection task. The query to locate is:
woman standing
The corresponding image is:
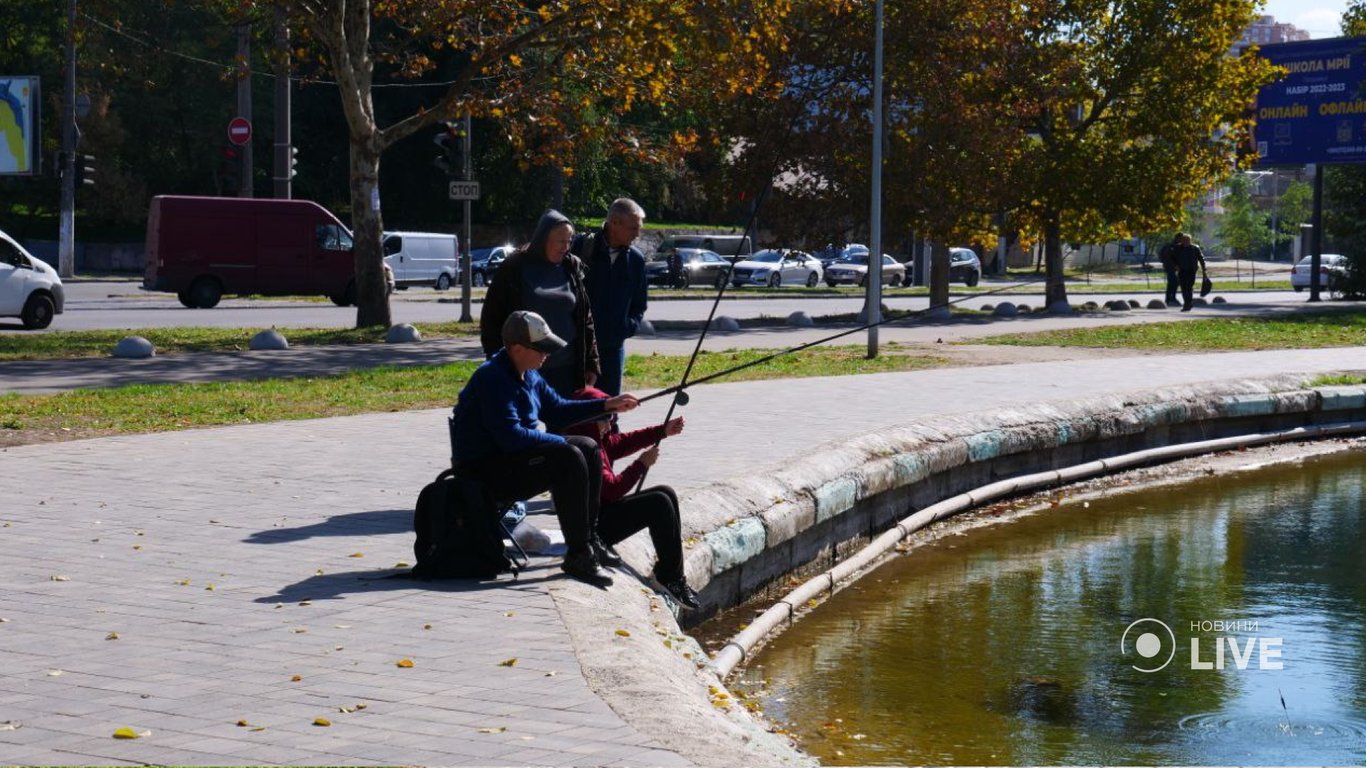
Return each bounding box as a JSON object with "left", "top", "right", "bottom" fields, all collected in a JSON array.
[{"left": 480, "top": 210, "right": 600, "bottom": 397}]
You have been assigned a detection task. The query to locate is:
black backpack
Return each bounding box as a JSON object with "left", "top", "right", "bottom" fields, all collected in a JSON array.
[{"left": 412, "top": 469, "right": 512, "bottom": 580}]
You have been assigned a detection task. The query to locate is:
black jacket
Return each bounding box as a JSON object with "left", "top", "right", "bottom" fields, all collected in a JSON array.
[{"left": 480, "top": 211, "right": 600, "bottom": 389}]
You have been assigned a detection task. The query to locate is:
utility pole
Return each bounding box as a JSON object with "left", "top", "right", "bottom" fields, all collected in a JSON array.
[
  {"left": 272, "top": 5, "right": 291, "bottom": 199},
  {"left": 865, "top": 0, "right": 884, "bottom": 358},
  {"left": 236, "top": 23, "right": 254, "bottom": 198},
  {"left": 57, "top": 0, "right": 77, "bottom": 278},
  {"left": 460, "top": 114, "right": 473, "bottom": 323},
  {"left": 1309, "top": 163, "right": 1323, "bottom": 302}
]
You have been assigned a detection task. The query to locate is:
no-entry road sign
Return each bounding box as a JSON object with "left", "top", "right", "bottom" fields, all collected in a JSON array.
[{"left": 228, "top": 117, "right": 252, "bottom": 146}]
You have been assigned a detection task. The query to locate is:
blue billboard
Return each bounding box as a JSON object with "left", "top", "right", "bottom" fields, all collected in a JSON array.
[{"left": 1253, "top": 37, "right": 1366, "bottom": 166}]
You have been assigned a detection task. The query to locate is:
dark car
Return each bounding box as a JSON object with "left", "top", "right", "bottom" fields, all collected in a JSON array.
[
  {"left": 646, "top": 248, "right": 732, "bottom": 289},
  {"left": 468, "top": 245, "right": 513, "bottom": 287}
]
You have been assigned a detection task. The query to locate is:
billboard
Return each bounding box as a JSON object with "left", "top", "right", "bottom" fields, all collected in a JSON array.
[
  {"left": 1253, "top": 37, "right": 1366, "bottom": 166},
  {"left": 0, "top": 76, "right": 40, "bottom": 176}
]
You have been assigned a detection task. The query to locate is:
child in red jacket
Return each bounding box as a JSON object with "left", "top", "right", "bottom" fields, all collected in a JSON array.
[{"left": 564, "top": 387, "right": 700, "bottom": 609}]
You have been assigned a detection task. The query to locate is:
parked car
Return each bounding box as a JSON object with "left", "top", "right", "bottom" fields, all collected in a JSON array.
[
  {"left": 0, "top": 227, "right": 64, "bottom": 329},
  {"left": 1290, "top": 253, "right": 1347, "bottom": 292},
  {"left": 811, "top": 243, "right": 868, "bottom": 271},
  {"left": 645, "top": 248, "right": 732, "bottom": 289},
  {"left": 656, "top": 234, "right": 752, "bottom": 262},
  {"left": 947, "top": 247, "right": 982, "bottom": 286},
  {"left": 143, "top": 195, "right": 361, "bottom": 307},
  {"left": 469, "top": 245, "right": 514, "bottom": 287},
  {"left": 730, "top": 249, "right": 823, "bottom": 288},
  {"left": 823, "top": 252, "right": 906, "bottom": 287},
  {"left": 383, "top": 231, "right": 459, "bottom": 290}
]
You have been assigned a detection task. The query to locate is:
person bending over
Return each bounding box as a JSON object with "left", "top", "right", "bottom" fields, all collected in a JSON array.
[
  {"left": 451, "top": 311, "right": 637, "bottom": 587},
  {"left": 564, "top": 386, "right": 700, "bottom": 609}
]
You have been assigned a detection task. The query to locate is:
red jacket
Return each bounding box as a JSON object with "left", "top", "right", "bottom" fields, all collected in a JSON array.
[{"left": 591, "top": 424, "right": 668, "bottom": 503}]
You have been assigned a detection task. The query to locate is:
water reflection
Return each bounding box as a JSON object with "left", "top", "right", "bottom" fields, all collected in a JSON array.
[{"left": 737, "top": 450, "right": 1366, "bottom": 766}]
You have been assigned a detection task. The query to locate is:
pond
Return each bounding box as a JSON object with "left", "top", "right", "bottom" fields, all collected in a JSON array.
[{"left": 732, "top": 449, "right": 1366, "bottom": 766}]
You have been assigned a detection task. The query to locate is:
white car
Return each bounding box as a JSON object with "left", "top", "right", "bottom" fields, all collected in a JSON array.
[
  {"left": 729, "top": 249, "right": 823, "bottom": 288},
  {"left": 823, "top": 253, "right": 906, "bottom": 287},
  {"left": 1290, "top": 253, "right": 1347, "bottom": 292},
  {"left": 0, "top": 228, "right": 64, "bottom": 329}
]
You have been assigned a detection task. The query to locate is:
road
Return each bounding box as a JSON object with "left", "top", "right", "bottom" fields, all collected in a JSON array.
[{"left": 1, "top": 280, "right": 1321, "bottom": 334}]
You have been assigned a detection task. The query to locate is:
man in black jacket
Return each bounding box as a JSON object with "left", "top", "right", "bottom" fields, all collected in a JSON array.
[
  {"left": 578, "top": 198, "right": 649, "bottom": 396},
  {"left": 1171, "top": 233, "right": 1207, "bottom": 312}
]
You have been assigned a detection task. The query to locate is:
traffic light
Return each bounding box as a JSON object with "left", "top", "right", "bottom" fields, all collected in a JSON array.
[
  {"left": 289, "top": 145, "right": 299, "bottom": 179},
  {"left": 433, "top": 121, "right": 465, "bottom": 178},
  {"left": 73, "top": 154, "right": 96, "bottom": 187}
]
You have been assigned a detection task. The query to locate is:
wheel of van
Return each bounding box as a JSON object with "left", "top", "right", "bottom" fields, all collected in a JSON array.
[
  {"left": 805, "top": 272, "right": 818, "bottom": 288},
  {"left": 965, "top": 272, "right": 980, "bottom": 287},
  {"left": 435, "top": 273, "right": 452, "bottom": 291},
  {"left": 177, "top": 289, "right": 195, "bottom": 308},
  {"left": 189, "top": 277, "right": 222, "bottom": 309},
  {"left": 768, "top": 273, "right": 782, "bottom": 288},
  {"left": 330, "top": 280, "right": 357, "bottom": 307},
  {"left": 20, "top": 293, "right": 55, "bottom": 330}
]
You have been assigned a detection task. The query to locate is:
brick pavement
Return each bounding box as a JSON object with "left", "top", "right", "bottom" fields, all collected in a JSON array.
[{"left": 3, "top": 348, "right": 1366, "bottom": 765}]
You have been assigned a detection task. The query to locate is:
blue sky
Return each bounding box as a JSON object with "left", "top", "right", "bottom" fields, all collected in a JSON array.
[{"left": 1261, "top": 0, "right": 1350, "bottom": 37}]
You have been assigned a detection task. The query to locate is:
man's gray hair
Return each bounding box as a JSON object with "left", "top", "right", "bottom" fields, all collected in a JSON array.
[{"left": 607, "top": 198, "right": 646, "bottom": 222}]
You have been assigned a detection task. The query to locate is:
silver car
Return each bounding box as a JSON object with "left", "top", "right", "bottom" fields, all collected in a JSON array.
[
  {"left": 729, "top": 249, "right": 823, "bottom": 288},
  {"left": 823, "top": 253, "right": 906, "bottom": 287}
]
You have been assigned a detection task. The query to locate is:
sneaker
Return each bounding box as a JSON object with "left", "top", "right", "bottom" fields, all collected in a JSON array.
[
  {"left": 591, "top": 536, "right": 623, "bottom": 568},
  {"left": 561, "top": 550, "right": 613, "bottom": 588},
  {"left": 661, "top": 578, "right": 701, "bottom": 609}
]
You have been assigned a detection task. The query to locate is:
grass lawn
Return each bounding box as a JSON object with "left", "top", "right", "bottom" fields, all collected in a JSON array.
[
  {"left": 0, "top": 346, "right": 948, "bottom": 446},
  {"left": 970, "top": 310, "right": 1366, "bottom": 351}
]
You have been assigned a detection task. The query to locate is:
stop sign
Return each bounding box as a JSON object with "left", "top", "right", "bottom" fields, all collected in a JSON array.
[{"left": 228, "top": 117, "right": 252, "bottom": 146}]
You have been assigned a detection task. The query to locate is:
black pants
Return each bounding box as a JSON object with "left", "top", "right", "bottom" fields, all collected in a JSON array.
[
  {"left": 1178, "top": 266, "right": 1198, "bottom": 308},
  {"left": 597, "top": 485, "right": 684, "bottom": 582},
  {"left": 468, "top": 436, "right": 601, "bottom": 554},
  {"left": 1164, "top": 265, "right": 1179, "bottom": 302}
]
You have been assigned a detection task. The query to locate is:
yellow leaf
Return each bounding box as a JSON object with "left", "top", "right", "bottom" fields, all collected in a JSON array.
[
  {"left": 313, "top": 717, "right": 331, "bottom": 727},
  {"left": 205, "top": 583, "right": 215, "bottom": 591},
  {"left": 477, "top": 726, "right": 507, "bottom": 733},
  {"left": 349, "top": 552, "right": 364, "bottom": 558},
  {"left": 354, "top": 703, "right": 367, "bottom": 710},
  {"left": 396, "top": 658, "right": 414, "bottom": 668},
  {"left": 497, "top": 658, "right": 518, "bottom": 667},
  {"left": 236, "top": 720, "right": 250, "bottom": 727},
  {"left": 338, "top": 705, "right": 355, "bottom": 714},
  {"left": 614, "top": 629, "right": 631, "bottom": 637},
  {"left": 111, "top": 726, "right": 147, "bottom": 739},
  {"left": 50, "top": 575, "right": 69, "bottom": 582},
  {"left": 105, "top": 632, "right": 119, "bottom": 641},
  {"left": 290, "top": 674, "right": 302, "bottom": 682}
]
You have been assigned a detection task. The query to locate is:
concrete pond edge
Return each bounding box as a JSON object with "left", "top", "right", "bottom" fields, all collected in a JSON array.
[{"left": 553, "top": 372, "right": 1366, "bottom": 766}]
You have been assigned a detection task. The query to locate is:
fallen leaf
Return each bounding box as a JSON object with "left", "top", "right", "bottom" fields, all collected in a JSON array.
[
  {"left": 132, "top": 545, "right": 142, "bottom": 551},
  {"left": 338, "top": 705, "right": 355, "bottom": 714},
  {"left": 394, "top": 561, "right": 410, "bottom": 568},
  {"left": 298, "top": 600, "right": 312, "bottom": 606},
  {"left": 354, "top": 703, "right": 367, "bottom": 710},
  {"left": 205, "top": 583, "right": 215, "bottom": 591},
  {"left": 422, "top": 624, "right": 432, "bottom": 630},
  {"left": 175, "top": 579, "right": 190, "bottom": 586},
  {"left": 250, "top": 726, "right": 266, "bottom": 732},
  {"left": 315, "top": 569, "right": 325, "bottom": 576},
  {"left": 543, "top": 671, "right": 557, "bottom": 677},
  {"left": 46, "top": 669, "right": 63, "bottom": 677},
  {"left": 477, "top": 726, "right": 507, "bottom": 734},
  {"left": 396, "top": 659, "right": 414, "bottom": 668},
  {"left": 50, "top": 575, "right": 70, "bottom": 582},
  {"left": 236, "top": 720, "right": 250, "bottom": 727},
  {"left": 291, "top": 627, "right": 307, "bottom": 634},
  {"left": 313, "top": 717, "right": 331, "bottom": 727},
  {"left": 504, "top": 611, "right": 515, "bottom": 618},
  {"left": 112, "top": 726, "right": 149, "bottom": 739},
  {"left": 334, "top": 624, "right": 351, "bottom": 629},
  {"left": 290, "top": 675, "right": 302, "bottom": 682},
  {"left": 0, "top": 721, "right": 20, "bottom": 730},
  {"left": 105, "top": 632, "right": 119, "bottom": 641},
  {"left": 614, "top": 629, "right": 631, "bottom": 637},
  {"left": 348, "top": 552, "right": 364, "bottom": 558}
]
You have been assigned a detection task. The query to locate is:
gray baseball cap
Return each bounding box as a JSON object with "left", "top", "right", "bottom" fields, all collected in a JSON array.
[{"left": 502, "top": 310, "right": 567, "bottom": 353}]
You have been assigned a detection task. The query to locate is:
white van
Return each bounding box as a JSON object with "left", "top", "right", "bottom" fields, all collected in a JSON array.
[
  {"left": 0, "top": 228, "right": 64, "bottom": 329},
  {"left": 383, "top": 231, "right": 459, "bottom": 290}
]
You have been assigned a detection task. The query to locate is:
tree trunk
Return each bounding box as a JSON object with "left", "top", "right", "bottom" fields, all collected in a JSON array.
[
  {"left": 929, "top": 240, "right": 950, "bottom": 308},
  {"left": 349, "top": 138, "right": 391, "bottom": 328},
  {"left": 1044, "top": 212, "right": 1068, "bottom": 307}
]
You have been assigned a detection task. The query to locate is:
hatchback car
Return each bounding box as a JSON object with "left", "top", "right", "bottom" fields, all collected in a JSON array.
[
  {"left": 0, "top": 228, "right": 64, "bottom": 329},
  {"left": 1290, "top": 253, "right": 1347, "bottom": 292},
  {"left": 646, "top": 248, "right": 732, "bottom": 289},
  {"left": 469, "top": 245, "right": 513, "bottom": 287},
  {"left": 823, "top": 252, "right": 906, "bottom": 287},
  {"left": 729, "top": 249, "right": 823, "bottom": 288},
  {"left": 947, "top": 247, "right": 982, "bottom": 286}
]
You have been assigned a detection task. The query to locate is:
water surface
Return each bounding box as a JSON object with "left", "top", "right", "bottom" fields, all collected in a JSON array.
[{"left": 735, "top": 450, "right": 1366, "bottom": 765}]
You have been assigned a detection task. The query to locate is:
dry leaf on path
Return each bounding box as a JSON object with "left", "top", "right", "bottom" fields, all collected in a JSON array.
[
  {"left": 497, "top": 658, "right": 518, "bottom": 667},
  {"left": 477, "top": 726, "right": 507, "bottom": 734},
  {"left": 313, "top": 717, "right": 331, "bottom": 727},
  {"left": 396, "top": 658, "right": 414, "bottom": 668},
  {"left": 112, "top": 726, "right": 149, "bottom": 739}
]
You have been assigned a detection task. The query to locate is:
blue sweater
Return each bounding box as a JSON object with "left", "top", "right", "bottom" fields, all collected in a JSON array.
[{"left": 451, "top": 350, "right": 607, "bottom": 463}]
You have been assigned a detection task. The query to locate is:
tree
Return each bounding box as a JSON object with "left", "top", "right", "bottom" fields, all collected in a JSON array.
[
  {"left": 286, "top": 0, "right": 798, "bottom": 328},
  {"left": 1217, "top": 174, "right": 1271, "bottom": 260},
  {"left": 1272, "top": 179, "right": 1311, "bottom": 257},
  {"left": 1008, "top": 0, "right": 1276, "bottom": 309}
]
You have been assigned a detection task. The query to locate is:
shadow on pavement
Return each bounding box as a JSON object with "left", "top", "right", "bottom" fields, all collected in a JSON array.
[
  {"left": 254, "top": 562, "right": 564, "bottom": 603},
  {"left": 243, "top": 508, "right": 412, "bottom": 544}
]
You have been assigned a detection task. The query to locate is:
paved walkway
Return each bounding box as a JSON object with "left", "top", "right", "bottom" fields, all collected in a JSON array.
[{"left": 3, "top": 347, "right": 1366, "bottom": 766}]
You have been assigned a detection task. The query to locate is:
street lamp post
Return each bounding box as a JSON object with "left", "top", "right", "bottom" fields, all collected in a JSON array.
[{"left": 865, "top": 0, "right": 884, "bottom": 358}]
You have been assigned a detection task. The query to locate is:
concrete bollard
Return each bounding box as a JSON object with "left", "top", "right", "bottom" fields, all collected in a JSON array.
[
  {"left": 636, "top": 318, "right": 656, "bottom": 336},
  {"left": 113, "top": 336, "right": 155, "bottom": 359},
  {"left": 992, "top": 302, "right": 1019, "bottom": 318},
  {"left": 385, "top": 323, "right": 422, "bottom": 344},
  {"left": 787, "top": 311, "right": 814, "bottom": 327},
  {"left": 249, "top": 330, "right": 289, "bottom": 350},
  {"left": 710, "top": 316, "right": 741, "bottom": 332}
]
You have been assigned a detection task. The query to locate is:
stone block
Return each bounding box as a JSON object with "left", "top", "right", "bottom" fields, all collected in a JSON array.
[
  {"left": 758, "top": 500, "right": 815, "bottom": 547},
  {"left": 703, "top": 517, "right": 767, "bottom": 574},
  {"left": 813, "top": 477, "right": 859, "bottom": 523},
  {"left": 1219, "top": 394, "right": 1277, "bottom": 418},
  {"left": 1317, "top": 385, "right": 1366, "bottom": 411}
]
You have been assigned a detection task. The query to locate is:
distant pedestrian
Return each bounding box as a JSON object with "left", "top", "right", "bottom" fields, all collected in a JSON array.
[
  {"left": 481, "top": 210, "right": 601, "bottom": 399},
  {"left": 1159, "top": 234, "right": 1181, "bottom": 306},
  {"left": 577, "top": 199, "right": 649, "bottom": 396},
  {"left": 1171, "top": 233, "right": 1207, "bottom": 312}
]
